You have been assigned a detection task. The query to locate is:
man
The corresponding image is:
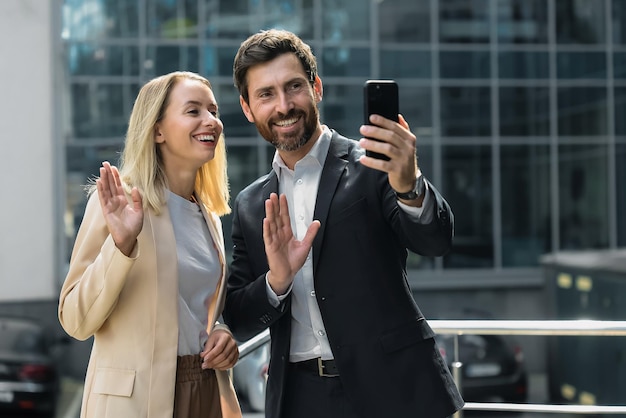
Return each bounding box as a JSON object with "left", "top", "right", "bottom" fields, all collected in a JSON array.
[{"left": 223, "top": 29, "right": 464, "bottom": 418}]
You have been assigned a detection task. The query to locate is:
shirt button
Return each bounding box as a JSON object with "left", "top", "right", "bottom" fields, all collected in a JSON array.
[
  {"left": 318, "top": 330, "right": 326, "bottom": 336},
  {"left": 299, "top": 214, "right": 304, "bottom": 220},
  {"left": 310, "top": 290, "right": 316, "bottom": 297},
  {"left": 296, "top": 179, "right": 303, "bottom": 185}
]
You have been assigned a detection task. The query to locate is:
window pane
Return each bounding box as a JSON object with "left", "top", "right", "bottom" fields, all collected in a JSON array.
[
  {"left": 67, "top": 44, "right": 140, "bottom": 76},
  {"left": 145, "top": 46, "right": 199, "bottom": 77},
  {"left": 322, "top": 48, "right": 370, "bottom": 77},
  {"left": 440, "top": 51, "right": 490, "bottom": 79},
  {"left": 556, "top": 0, "right": 606, "bottom": 44},
  {"left": 399, "top": 87, "right": 432, "bottom": 135},
  {"left": 613, "top": 0, "right": 626, "bottom": 44},
  {"left": 497, "top": 0, "right": 548, "bottom": 44},
  {"left": 323, "top": 0, "right": 369, "bottom": 41},
  {"left": 440, "top": 0, "right": 490, "bottom": 43},
  {"left": 213, "top": 83, "right": 259, "bottom": 138},
  {"left": 224, "top": 144, "right": 275, "bottom": 262},
  {"left": 613, "top": 52, "right": 626, "bottom": 79},
  {"left": 379, "top": 0, "right": 430, "bottom": 43},
  {"left": 146, "top": 0, "right": 199, "bottom": 39},
  {"left": 617, "top": 144, "right": 626, "bottom": 247},
  {"left": 500, "top": 87, "right": 550, "bottom": 136},
  {"left": 559, "top": 145, "right": 609, "bottom": 250},
  {"left": 205, "top": 0, "right": 314, "bottom": 39},
  {"left": 205, "top": 0, "right": 259, "bottom": 39},
  {"left": 557, "top": 52, "right": 607, "bottom": 79},
  {"left": 440, "top": 87, "right": 491, "bottom": 136},
  {"left": 616, "top": 87, "right": 626, "bottom": 135},
  {"left": 321, "top": 84, "right": 362, "bottom": 138},
  {"left": 65, "top": 144, "right": 124, "bottom": 260},
  {"left": 442, "top": 145, "right": 494, "bottom": 268},
  {"left": 71, "top": 83, "right": 140, "bottom": 139},
  {"left": 63, "top": 0, "right": 139, "bottom": 39},
  {"left": 557, "top": 87, "right": 608, "bottom": 136},
  {"left": 499, "top": 51, "right": 549, "bottom": 80},
  {"left": 501, "top": 145, "right": 551, "bottom": 266},
  {"left": 103, "top": 0, "right": 140, "bottom": 38},
  {"left": 203, "top": 46, "right": 241, "bottom": 78},
  {"left": 381, "top": 50, "right": 430, "bottom": 79}
]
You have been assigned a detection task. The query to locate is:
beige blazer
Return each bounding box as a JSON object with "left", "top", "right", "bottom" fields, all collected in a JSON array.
[{"left": 59, "top": 192, "right": 241, "bottom": 418}]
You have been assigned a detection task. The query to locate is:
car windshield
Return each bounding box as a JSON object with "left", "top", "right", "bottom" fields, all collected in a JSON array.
[{"left": 0, "top": 320, "right": 46, "bottom": 354}]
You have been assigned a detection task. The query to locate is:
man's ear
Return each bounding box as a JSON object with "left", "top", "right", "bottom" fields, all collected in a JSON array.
[
  {"left": 240, "top": 95, "right": 255, "bottom": 123},
  {"left": 313, "top": 75, "right": 323, "bottom": 103}
]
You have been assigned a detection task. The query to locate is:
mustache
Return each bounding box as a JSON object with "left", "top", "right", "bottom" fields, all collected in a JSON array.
[{"left": 271, "top": 110, "right": 303, "bottom": 124}]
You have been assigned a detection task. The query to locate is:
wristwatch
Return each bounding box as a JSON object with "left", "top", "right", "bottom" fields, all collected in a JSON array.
[{"left": 394, "top": 174, "right": 425, "bottom": 200}]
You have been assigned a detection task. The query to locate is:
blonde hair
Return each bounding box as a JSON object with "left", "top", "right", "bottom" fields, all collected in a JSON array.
[{"left": 95, "top": 71, "right": 230, "bottom": 216}]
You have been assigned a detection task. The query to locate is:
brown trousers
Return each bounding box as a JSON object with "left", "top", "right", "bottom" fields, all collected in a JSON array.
[{"left": 173, "top": 355, "right": 222, "bottom": 418}]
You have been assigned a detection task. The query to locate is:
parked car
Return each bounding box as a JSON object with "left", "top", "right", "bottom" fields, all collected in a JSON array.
[
  {"left": 0, "top": 316, "right": 61, "bottom": 416},
  {"left": 432, "top": 307, "right": 529, "bottom": 403},
  {"left": 233, "top": 340, "right": 269, "bottom": 412}
]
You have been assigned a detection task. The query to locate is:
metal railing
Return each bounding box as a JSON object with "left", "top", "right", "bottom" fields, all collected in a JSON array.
[{"left": 238, "top": 319, "right": 626, "bottom": 416}]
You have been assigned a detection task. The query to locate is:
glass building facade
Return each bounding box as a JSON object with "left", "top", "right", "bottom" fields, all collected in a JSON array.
[{"left": 60, "top": 0, "right": 626, "bottom": 286}]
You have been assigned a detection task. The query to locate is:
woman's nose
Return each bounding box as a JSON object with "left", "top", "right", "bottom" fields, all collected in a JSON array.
[{"left": 203, "top": 110, "right": 217, "bottom": 125}]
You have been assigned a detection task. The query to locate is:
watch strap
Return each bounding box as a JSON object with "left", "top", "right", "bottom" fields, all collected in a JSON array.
[{"left": 394, "top": 174, "right": 425, "bottom": 200}]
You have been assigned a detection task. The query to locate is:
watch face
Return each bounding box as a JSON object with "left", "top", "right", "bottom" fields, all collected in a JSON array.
[{"left": 395, "top": 175, "right": 424, "bottom": 200}]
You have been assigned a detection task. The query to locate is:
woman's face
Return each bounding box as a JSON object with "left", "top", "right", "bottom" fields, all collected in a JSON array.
[{"left": 155, "top": 78, "right": 223, "bottom": 174}]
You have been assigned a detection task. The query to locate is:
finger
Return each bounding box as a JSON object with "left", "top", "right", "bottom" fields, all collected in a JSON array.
[
  {"left": 130, "top": 187, "right": 143, "bottom": 211},
  {"left": 302, "top": 220, "right": 321, "bottom": 247},
  {"left": 278, "top": 194, "right": 290, "bottom": 230},
  {"left": 102, "top": 162, "right": 118, "bottom": 197},
  {"left": 398, "top": 114, "right": 410, "bottom": 130},
  {"left": 270, "top": 193, "right": 281, "bottom": 228},
  {"left": 264, "top": 200, "right": 278, "bottom": 242},
  {"left": 96, "top": 178, "right": 108, "bottom": 207},
  {"left": 111, "top": 164, "right": 124, "bottom": 194}
]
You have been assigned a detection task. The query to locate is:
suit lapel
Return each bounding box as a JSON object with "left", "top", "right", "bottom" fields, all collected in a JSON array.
[{"left": 312, "top": 132, "right": 349, "bottom": 271}]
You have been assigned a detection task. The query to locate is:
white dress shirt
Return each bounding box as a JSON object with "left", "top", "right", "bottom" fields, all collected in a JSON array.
[{"left": 266, "top": 126, "right": 434, "bottom": 362}]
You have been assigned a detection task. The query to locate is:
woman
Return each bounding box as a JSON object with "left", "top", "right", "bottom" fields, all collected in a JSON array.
[{"left": 58, "top": 71, "right": 241, "bottom": 418}]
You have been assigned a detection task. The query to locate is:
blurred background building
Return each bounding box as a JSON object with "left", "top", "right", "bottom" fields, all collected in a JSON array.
[{"left": 1, "top": 0, "right": 625, "bottom": 378}]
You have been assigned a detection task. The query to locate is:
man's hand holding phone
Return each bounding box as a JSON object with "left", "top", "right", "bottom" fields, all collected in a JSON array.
[{"left": 359, "top": 80, "right": 423, "bottom": 206}]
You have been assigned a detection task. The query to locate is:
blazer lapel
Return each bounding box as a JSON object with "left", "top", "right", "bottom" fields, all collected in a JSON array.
[
  {"left": 312, "top": 132, "right": 349, "bottom": 272},
  {"left": 262, "top": 170, "right": 279, "bottom": 200}
]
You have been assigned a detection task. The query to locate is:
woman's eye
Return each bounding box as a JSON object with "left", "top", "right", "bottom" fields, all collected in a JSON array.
[{"left": 187, "top": 109, "right": 199, "bottom": 115}]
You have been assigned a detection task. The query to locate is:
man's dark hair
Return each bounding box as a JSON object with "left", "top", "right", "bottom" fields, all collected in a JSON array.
[{"left": 233, "top": 29, "right": 318, "bottom": 103}]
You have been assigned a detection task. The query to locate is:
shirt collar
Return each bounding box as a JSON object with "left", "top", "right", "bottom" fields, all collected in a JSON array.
[{"left": 272, "top": 125, "right": 332, "bottom": 175}]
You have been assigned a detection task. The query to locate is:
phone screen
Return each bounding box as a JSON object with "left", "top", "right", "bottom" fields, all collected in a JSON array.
[{"left": 363, "top": 80, "right": 399, "bottom": 161}]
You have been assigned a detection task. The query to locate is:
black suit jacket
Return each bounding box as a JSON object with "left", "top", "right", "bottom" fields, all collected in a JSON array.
[{"left": 224, "top": 131, "right": 464, "bottom": 418}]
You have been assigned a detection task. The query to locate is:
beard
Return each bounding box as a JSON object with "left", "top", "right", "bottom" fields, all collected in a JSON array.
[{"left": 255, "top": 104, "right": 319, "bottom": 152}]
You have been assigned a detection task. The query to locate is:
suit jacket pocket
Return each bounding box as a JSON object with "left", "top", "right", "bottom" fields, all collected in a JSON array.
[
  {"left": 379, "top": 318, "right": 436, "bottom": 354},
  {"left": 93, "top": 367, "right": 136, "bottom": 397}
]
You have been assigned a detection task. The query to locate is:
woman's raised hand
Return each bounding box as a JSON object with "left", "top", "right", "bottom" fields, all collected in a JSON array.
[{"left": 96, "top": 161, "right": 144, "bottom": 256}]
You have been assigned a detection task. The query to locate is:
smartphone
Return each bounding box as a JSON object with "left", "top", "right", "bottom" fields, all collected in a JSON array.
[{"left": 363, "top": 79, "right": 399, "bottom": 161}]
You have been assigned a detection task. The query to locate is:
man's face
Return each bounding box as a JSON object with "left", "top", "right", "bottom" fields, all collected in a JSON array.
[{"left": 239, "top": 53, "right": 322, "bottom": 154}]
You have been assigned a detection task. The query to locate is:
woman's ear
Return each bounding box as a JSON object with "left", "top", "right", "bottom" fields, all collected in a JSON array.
[{"left": 154, "top": 124, "right": 164, "bottom": 143}]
